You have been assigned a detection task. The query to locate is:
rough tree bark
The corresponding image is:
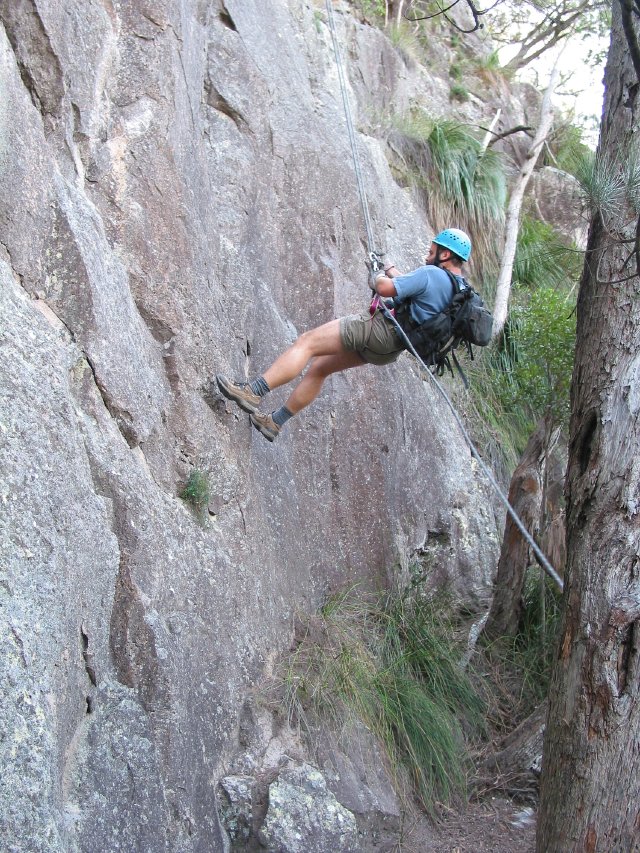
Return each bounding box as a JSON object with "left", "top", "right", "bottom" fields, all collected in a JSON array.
[
  {"left": 537, "top": 3, "right": 640, "bottom": 849},
  {"left": 477, "top": 701, "right": 547, "bottom": 801},
  {"left": 484, "top": 415, "right": 558, "bottom": 640}
]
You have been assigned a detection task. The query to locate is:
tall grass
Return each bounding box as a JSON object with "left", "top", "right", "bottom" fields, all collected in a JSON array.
[
  {"left": 279, "top": 589, "right": 485, "bottom": 816},
  {"left": 389, "top": 113, "right": 507, "bottom": 279},
  {"left": 387, "top": 22, "right": 422, "bottom": 64},
  {"left": 512, "top": 216, "right": 583, "bottom": 289}
]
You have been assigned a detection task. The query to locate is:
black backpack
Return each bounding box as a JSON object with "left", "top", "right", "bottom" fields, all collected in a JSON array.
[{"left": 394, "top": 270, "right": 493, "bottom": 384}]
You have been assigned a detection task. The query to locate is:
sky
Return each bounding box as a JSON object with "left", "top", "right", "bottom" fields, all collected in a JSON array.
[{"left": 492, "top": 13, "right": 610, "bottom": 148}]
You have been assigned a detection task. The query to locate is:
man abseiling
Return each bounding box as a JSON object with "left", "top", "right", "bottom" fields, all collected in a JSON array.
[{"left": 215, "top": 228, "right": 472, "bottom": 441}]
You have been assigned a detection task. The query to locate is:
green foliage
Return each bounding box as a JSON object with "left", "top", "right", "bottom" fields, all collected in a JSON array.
[
  {"left": 476, "top": 49, "right": 502, "bottom": 74},
  {"left": 450, "top": 82, "right": 470, "bottom": 102},
  {"left": 476, "top": 283, "right": 577, "bottom": 449},
  {"left": 387, "top": 22, "right": 422, "bottom": 62},
  {"left": 463, "top": 218, "right": 579, "bottom": 460},
  {"left": 180, "top": 469, "right": 211, "bottom": 519},
  {"left": 487, "top": 0, "right": 610, "bottom": 73},
  {"left": 546, "top": 122, "right": 594, "bottom": 178},
  {"left": 389, "top": 113, "right": 507, "bottom": 276},
  {"left": 505, "top": 286, "right": 576, "bottom": 426},
  {"left": 575, "top": 145, "right": 640, "bottom": 225},
  {"left": 512, "top": 216, "right": 583, "bottom": 289},
  {"left": 280, "top": 589, "right": 485, "bottom": 815},
  {"left": 471, "top": 49, "right": 513, "bottom": 87},
  {"left": 353, "top": 0, "right": 387, "bottom": 21}
]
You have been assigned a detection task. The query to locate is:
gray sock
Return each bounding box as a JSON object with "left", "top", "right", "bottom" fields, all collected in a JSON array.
[
  {"left": 249, "top": 376, "right": 270, "bottom": 397},
  {"left": 272, "top": 406, "right": 294, "bottom": 427}
]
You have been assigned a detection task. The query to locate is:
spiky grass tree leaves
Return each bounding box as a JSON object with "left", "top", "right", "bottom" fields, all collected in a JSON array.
[{"left": 389, "top": 113, "right": 507, "bottom": 278}]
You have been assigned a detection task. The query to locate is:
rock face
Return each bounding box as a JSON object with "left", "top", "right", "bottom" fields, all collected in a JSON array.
[
  {"left": 259, "top": 764, "right": 358, "bottom": 853},
  {"left": 0, "top": 1, "right": 509, "bottom": 850}
]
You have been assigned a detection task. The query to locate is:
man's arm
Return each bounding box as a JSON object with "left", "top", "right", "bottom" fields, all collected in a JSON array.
[{"left": 374, "top": 262, "right": 399, "bottom": 297}]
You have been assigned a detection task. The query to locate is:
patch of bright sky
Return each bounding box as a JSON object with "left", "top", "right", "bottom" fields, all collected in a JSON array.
[{"left": 492, "top": 20, "right": 609, "bottom": 149}]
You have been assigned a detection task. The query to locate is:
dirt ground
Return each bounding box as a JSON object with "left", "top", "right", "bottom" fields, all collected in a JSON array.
[{"left": 401, "top": 797, "right": 537, "bottom": 852}]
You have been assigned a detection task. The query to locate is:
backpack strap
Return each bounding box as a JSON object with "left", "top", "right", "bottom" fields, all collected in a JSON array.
[
  {"left": 442, "top": 268, "right": 465, "bottom": 295},
  {"left": 450, "top": 349, "right": 470, "bottom": 388},
  {"left": 396, "top": 267, "right": 459, "bottom": 329}
]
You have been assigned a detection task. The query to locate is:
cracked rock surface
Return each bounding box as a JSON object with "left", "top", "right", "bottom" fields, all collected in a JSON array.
[{"left": 0, "top": 1, "right": 517, "bottom": 849}]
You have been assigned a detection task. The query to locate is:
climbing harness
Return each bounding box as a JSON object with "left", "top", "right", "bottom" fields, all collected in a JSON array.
[{"left": 323, "top": 3, "right": 563, "bottom": 593}]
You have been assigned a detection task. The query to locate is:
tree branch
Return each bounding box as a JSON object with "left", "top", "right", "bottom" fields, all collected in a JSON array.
[
  {"left": 403, "top": 0, "right": 494, "bottom": 32},
  {"left": 483, "top": 124, "right": 535, "bottom": 146},
  {"left": 504, "top": 4, "right": 588, "bottom": 72}
]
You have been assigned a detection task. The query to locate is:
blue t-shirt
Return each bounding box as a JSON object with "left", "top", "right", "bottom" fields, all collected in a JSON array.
[{"left": 393, "top": 265, "right": 463, "bottom": 324}]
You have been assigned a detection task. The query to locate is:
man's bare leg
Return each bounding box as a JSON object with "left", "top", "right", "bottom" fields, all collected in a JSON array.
[
  {"left": 262, "top": 319, "right": 345, "bottom": 391},
  {"left": 216, "top": 318, "right": 366, "bottom": 436},
  {"left": 283, "top": 349, "right": 366, "bottom": 414}
]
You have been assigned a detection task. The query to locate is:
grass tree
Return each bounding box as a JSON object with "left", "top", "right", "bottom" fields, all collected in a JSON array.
[{"left": 389, "top": 112, "right": 506, "bottom": 280}]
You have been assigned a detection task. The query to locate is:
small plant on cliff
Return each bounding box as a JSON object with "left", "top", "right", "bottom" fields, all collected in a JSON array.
[
  {"left": 353, "top": 0, "right": 387, "bottom": 22},
  {"left": 387, "top": 22, "right": 422, "bottom": 63},
  {"left": 450, "top": 82, "right": 470, "bottom": 102},
  {"left": 473, "top": 50, "right": 512, "bottom": 86},
  {"left": 278, "top": 588, "right": 485, "bottom": 816},
  {"left": 180, "top": 469, "right": 211, "bottom": 520}
]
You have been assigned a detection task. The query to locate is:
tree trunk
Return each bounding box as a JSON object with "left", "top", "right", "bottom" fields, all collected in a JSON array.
[
  {"left": 476, "top": 701, "right": 547, "bottom": 801},
  {"left": 484, "top": 415, "right": 557, "bottom": 640},
  {"left": 492, "top": 62, "right": 559, "bottom": 337},
  {"left": 537, "top": 3, "right": 640, "bottom": 849}
]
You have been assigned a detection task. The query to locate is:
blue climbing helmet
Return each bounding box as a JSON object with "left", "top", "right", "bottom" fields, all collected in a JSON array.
[{"left": 433, "top": 228, "right": 472, "bottom": 262}]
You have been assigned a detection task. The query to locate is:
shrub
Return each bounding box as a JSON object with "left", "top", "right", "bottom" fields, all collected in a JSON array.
[
  {"left": 471, "top": 50, "right": 513, "bottom": 89},
  {"left": 279, "top": 589, "right": 485, "bottom": 815},
  {"left": 480, "top": 569, "right": 562, "bottom": 728},
  {"left": 461, "top": 217, "right": 580, "bottom": 462},
  {"left": 180, "top": 469, "right": 211, "bottom": 519},
  {"left": 450, "top": 82, "right": 470, "bottom": 102},
  {"left": 387, "top": 22, "right": 422, "bottom": 63},
  {"left": 545, "top": 122, "right": 593, "bottom": 178}
]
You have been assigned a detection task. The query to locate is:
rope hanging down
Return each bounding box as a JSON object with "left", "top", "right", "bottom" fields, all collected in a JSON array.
[
  {"left": 325, "top": 0, "right": 379, "bottom": 262},
  {"left": 323, "top": 4, "right": 563, "bottom": 593},
  {"left": 379, "top": 303, "right": 564, "bottom": 592}
]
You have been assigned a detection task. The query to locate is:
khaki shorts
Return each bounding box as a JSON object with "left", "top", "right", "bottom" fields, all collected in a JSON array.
[{"left": 340, "top": 310, "right": 404, "bottom": 365}]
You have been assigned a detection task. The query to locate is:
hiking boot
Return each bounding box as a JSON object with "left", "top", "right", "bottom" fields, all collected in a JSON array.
[
  {"left": 250, "top": 412, "right": 280, "bottom": 442},
  {"left": 216, "top": 374, "right": 261, "bottom": 414}
]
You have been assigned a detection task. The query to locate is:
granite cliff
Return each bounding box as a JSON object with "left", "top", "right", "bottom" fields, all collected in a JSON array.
[{"left": 1, "top": 1, "right": 544, "bottom": 849}]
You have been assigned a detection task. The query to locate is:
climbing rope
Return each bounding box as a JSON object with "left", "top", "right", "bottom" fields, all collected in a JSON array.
[
  {"left": 324, "top": 0, "right": 381, "bottom": 275},
  {"left": 379, "top": 302, "right": 564, "bottom": 592},
  {"left": 323, "top": 3, "right": 563, "bottom": 593}
]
